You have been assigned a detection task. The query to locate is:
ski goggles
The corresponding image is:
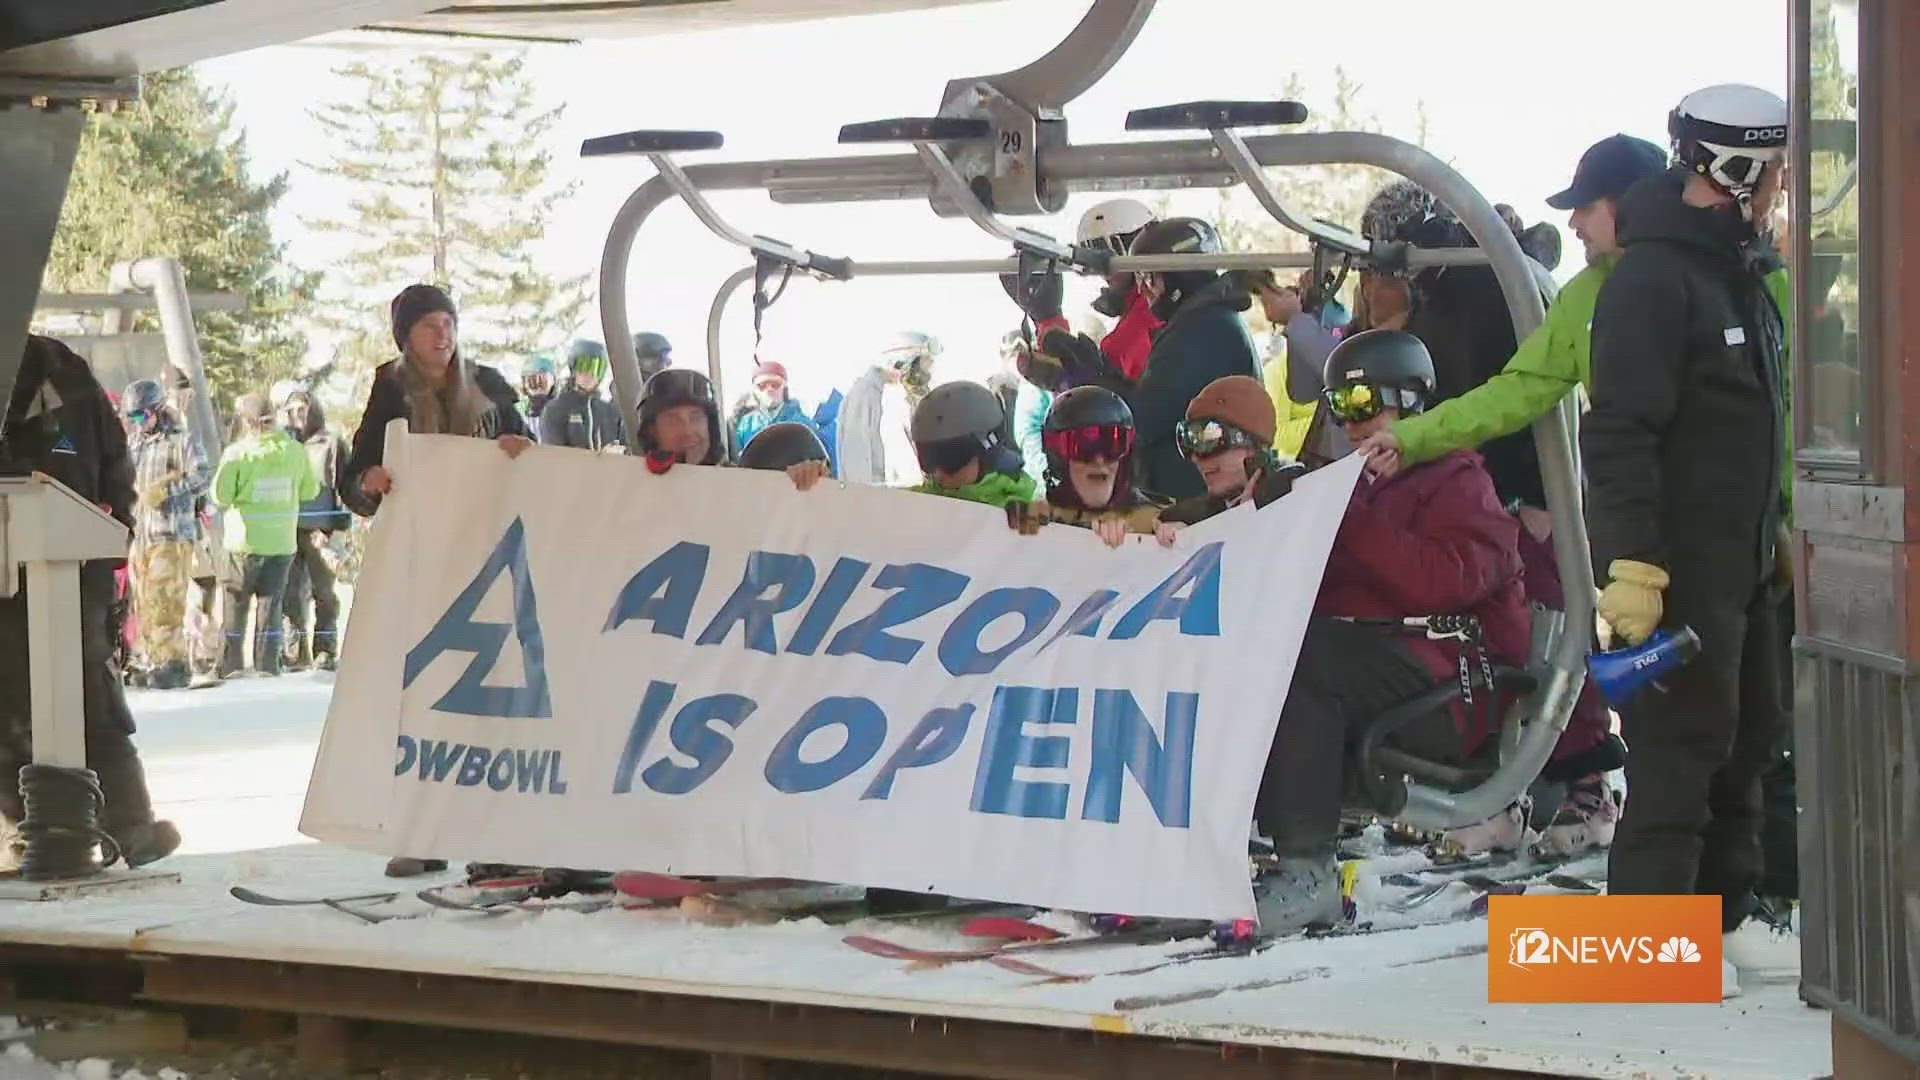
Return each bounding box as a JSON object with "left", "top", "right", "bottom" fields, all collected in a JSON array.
[
  {"left": 1175, "top": 418, "right": 1262, "bottom": 459},
  {"left": 571, "top": 354, "right": 609, "bottom": 380},
  {"left": 1324, "top": 382, "right": 1423, "bottom": 424},
  {"left": 1042, "top": 423, "right": 1133, "bottom": 463},
  {"left": 915, "top": 434, "right": 990, "bottom": 475},
  {"left": 124, "top": 408, "right": 151, "bottom": 427}
]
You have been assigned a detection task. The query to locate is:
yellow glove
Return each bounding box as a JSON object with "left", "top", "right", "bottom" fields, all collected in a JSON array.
[
  {"left": 138, "top": 483, "right": 169, "bottom": 509},
  {"left": 1772, "top": 521, "right": 1794, "bottom": 593},
  {"left": 1598, "top": 559, "right": 1668, "bottom": 646}
]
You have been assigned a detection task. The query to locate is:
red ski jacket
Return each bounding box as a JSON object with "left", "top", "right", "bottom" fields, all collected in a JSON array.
[
  {"left": 1315, "top": 449, "right": 1529, "bottom": 750},
  {"left": 1036, "top": 287, "right": 1162, "bottom": 384}
]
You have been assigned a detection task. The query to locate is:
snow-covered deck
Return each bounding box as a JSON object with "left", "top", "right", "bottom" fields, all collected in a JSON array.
[{"left": 0, "top": 843, "right": 1831, "bottom": 1080}]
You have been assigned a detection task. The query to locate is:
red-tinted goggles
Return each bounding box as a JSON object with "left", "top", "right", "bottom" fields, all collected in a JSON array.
[{"left": 1042, "top": 424, "right": 1133, "bottom": 462}]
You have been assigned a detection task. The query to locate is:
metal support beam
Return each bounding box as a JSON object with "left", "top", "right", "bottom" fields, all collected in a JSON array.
[
  {"left": 940, "top": 0, "right": 1155, "bottom": 117},
  {"left": 0, "top": 103, "right": 85, "bottom": 442}
]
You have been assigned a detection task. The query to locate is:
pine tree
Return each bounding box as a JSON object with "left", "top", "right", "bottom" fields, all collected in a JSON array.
[
  {"left": 43, "top": 66, "right": 316, "bottom": 409},
  {"left": 303, "top": 50, "right": 589, "bottom": 410}
]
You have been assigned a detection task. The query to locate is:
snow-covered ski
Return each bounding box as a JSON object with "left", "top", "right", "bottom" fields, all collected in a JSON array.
[
  {"left": 844, "top": 919, "right": 1214, "bottom": 967},
  {"left": 611, "top": 872, "right": 802, "bottom": 901},
  {"left": 1112, "top": 965, "right": 1334, "bottom": 1011},
  {"left": 229, "top": 885, "right": 399, "bottom": 907}
]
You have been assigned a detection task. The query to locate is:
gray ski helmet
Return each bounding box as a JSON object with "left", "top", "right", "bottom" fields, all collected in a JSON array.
[
  {"left": 633, "top": 331, "right": 671, "bottom": 358},
  {"left": 910, "top": 380, "right": 1006, "bottom": 445},
  {"left": 738, "top": 421, "right": 828, "bottom": 471},
  {"left": 121, "top": 378, "right": 165, "bottom": 417},
  {"left": 566, "top": 338, "right": 610, "bottom": 379}
]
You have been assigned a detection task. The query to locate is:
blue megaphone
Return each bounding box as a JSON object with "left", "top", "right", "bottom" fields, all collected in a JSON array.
[{"left": 1587, "top": 626, "right": 1702, "bottom": 707}]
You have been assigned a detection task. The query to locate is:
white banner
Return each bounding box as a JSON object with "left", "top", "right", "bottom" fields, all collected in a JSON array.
[{"left": 301, "top": 426, "right": 1361, "bottom": 919}]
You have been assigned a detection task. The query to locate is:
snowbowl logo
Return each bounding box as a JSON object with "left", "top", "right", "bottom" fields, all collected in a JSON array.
[{"left": 1488, "top": 895, "right": 1721, "bottom": 1003}]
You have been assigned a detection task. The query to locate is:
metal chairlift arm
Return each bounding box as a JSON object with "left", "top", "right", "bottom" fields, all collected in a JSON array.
[
  {"left": 1124, "top": 101, "right": 1372, "bottom": 260},
  {"left": 581, "top": 128, "right": 852, "bottom": 281}
]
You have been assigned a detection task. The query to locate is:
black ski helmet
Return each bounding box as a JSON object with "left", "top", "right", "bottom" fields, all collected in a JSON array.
[
  {"left": 738, "top": 421, "right": 828, "bottom": 471},
  {"left": 1127, "top": 217, "right": 1224, "bottom": 321},
  {"left": 633, "top": 332, "right": 673, "bottom": 381},
  {"left": 909, "top": 380, "right": 1022, "bottom": 478},
  {"left": 1040, "top": 385, "right": 1136, "bottom": 507},
  {"left": 1322, "top": 329, "right": 1437, "bottom": 419},
  {"left": 638, "top": 367, "right": 727, "bottom": 464},
  {"left": 121, "top": 378, "right": 166, "bottom": 418}
]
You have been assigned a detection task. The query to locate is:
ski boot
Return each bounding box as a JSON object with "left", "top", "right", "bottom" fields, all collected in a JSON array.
[
  {"left": 1435, "top": 797, "right": 1534, "bottom": 858},
  {"left": 112, "top": 820, "right": 182, "bottom": 868},
  {"left": 1535, "top": 774, "right": 1620, "bottom": 857},
  {"left": 1252, "top": 853, "right": 1346, "bottom": 935}
]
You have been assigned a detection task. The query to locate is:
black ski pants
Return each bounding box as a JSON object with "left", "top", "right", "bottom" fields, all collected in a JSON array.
[
  {"left": 1759, "top": 588, "right": 1798, "bottom": 899},
  {"left": 1608, "top": 577, "right": 1782, "bottom": 932},
  {"left": 1257, "top": 617, "right": 1458, "bottom": 856},
  {"left": 222, "top": 553, "right": 292, "bottom": 676},
  {"left": 0, "top": 577, "right": 154, "bottom": 832},
  {"left": 281, "top": 530, "right": 340, "bottom": 659}
]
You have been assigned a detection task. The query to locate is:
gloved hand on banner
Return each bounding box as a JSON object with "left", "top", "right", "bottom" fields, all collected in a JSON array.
[
  {"left": 1036, "top": 328, "right": 1127, "bottom": 393},
  {"left": 1598, "top": 559, "right": 1669, "bottom": 646},
  {"left": 1006, "top": 500, "right": 1047, "bottom": 536},
  {"left": 998, "top": 266, "right": 1064, "bottom": 324}
]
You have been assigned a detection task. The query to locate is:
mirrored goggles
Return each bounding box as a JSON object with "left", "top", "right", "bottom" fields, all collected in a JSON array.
[
  {"left": 1043, "top": 423, "right": 1133, "bottom": 462},
  {"left": 916, "top": 434, "right": 987, "bottom": 475},
  {"left": 1175, "top": 418, "right": 1261, "bottom": 459},
  {"left": 1325, "top": 381, "right": 1423, "bottom": 424}
]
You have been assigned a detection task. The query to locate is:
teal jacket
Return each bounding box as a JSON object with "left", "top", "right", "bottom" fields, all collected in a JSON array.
[{"left": 213, "top": 428, "right": 320, "bottom": 556}]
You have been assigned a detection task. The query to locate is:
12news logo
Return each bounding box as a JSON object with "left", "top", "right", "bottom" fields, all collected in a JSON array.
[
  {"left": 1485, "top": 894, "right": 1721, "bottom": 1002},
  {"left": 1508, "top": 929, "right": 1703, "bottom": 968}
]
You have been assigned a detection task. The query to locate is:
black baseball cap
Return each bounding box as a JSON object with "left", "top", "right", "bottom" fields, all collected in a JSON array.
[{"left": 1545, "top": 134, "right": 1669, "bottom": 210}]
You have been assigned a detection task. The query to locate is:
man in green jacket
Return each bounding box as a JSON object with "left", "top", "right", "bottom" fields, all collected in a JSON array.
[
  {"left": 1354, "top": 133, "right": 1800, "bottom": 915},
  {"left": 212, "top": 393, "right": 319, "bottom": 677}
]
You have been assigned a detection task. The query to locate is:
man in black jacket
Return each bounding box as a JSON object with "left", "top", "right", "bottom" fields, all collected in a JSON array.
[
  {"left": 0, "top": 334, "right": 180, "bottom": 868},
  {"left": 1124, "top": 217, "right": 1262, "bottom": 500},
  {"left": 540, "top": 339, "right": 626, "bottom": 453},
  {"left": 1583, "top": 84, "right": 1792, "bottom": 993}
]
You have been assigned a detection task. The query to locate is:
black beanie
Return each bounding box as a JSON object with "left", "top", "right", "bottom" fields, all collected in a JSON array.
[{"left": 391, "top": 284, "right": 457, "bottom": 352}]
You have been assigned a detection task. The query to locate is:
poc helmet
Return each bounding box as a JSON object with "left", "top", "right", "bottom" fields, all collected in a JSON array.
[
  {"left": 638, "top": 367, "right": 726, "bottom": 464},
  {"left": 1040, "top": 386, "right": 1136, "bottom": 506},
  {"left": 1076, "top": 198, "right": 1155, "bottom": 254},
  {"left": 1669, "top": 83, "right": 1788, "bottom": 222},
  {"left": 121, "top": 379, "right": 166, "bottom": 421},
  {"left": 738, "top": 421, "right": 829, "bottom": 472},
  {"left": 1127, "top": 217, "right": 1225, "bottom": 321},
  {"left": 1321, "top": 329, "right": 1438, "bottom": 423},
  {"left": 909, "top": 380, "right": 1021, "bottom": 479}
]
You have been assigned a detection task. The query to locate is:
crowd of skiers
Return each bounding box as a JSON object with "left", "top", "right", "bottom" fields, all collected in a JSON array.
[{"left": 0, "top": 78, "right": 1803, "bottom": 998}]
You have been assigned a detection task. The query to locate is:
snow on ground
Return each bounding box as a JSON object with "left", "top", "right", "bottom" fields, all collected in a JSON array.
[
  {"left": 0, "top": 676, "right": 1833, "bottom": 1080},
  {"left": 0, "top": 1043, "right": 188, "bottom": 1080}
]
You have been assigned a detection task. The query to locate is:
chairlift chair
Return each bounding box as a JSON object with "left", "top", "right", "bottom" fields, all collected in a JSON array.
[{"left": 580, "top": 0, "right": 1590, "bottom": 835}]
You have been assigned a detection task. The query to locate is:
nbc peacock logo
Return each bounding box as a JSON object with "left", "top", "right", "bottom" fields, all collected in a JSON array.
[{"left": 1656, "top": 936, "right": 1702, "bottom": 964}]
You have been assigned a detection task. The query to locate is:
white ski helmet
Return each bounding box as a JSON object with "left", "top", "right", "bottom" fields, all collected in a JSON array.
[
  {"left": 1670, "top": 84, "right": 1788, "bottom": 217},
  {"left": 1076, "top": 198, "right": 1155, "bottom": 250},
  {"left": 269, "top": 379, "right": 304, "bottom": 410},
  {"left": 880, "top": 330, "right": 941, "bottom": 372}
]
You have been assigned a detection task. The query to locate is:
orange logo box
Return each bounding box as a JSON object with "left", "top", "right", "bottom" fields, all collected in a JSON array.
[{"left": 1486, "top": 894, "right": 1722, "bottom": 1003}]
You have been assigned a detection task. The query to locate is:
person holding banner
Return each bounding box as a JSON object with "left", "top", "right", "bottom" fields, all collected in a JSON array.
[
  {"left": 634, "top": 368, "right": 729, "bottom": 469},
  {"left": 1159, "top": 333, "right": 1531, "bottom": 933},
  {"left": 1017, "top": 385, "right": 1177, "bottom": 549},
  {"left": 341, "top": 284, "right": 534, "bottom": 521},
  {"left": 337, "top": 283, "right": 534, "bottom": 877},
  {"left": 905, "top": 381, "right": 1038, "bottom": 510}
]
